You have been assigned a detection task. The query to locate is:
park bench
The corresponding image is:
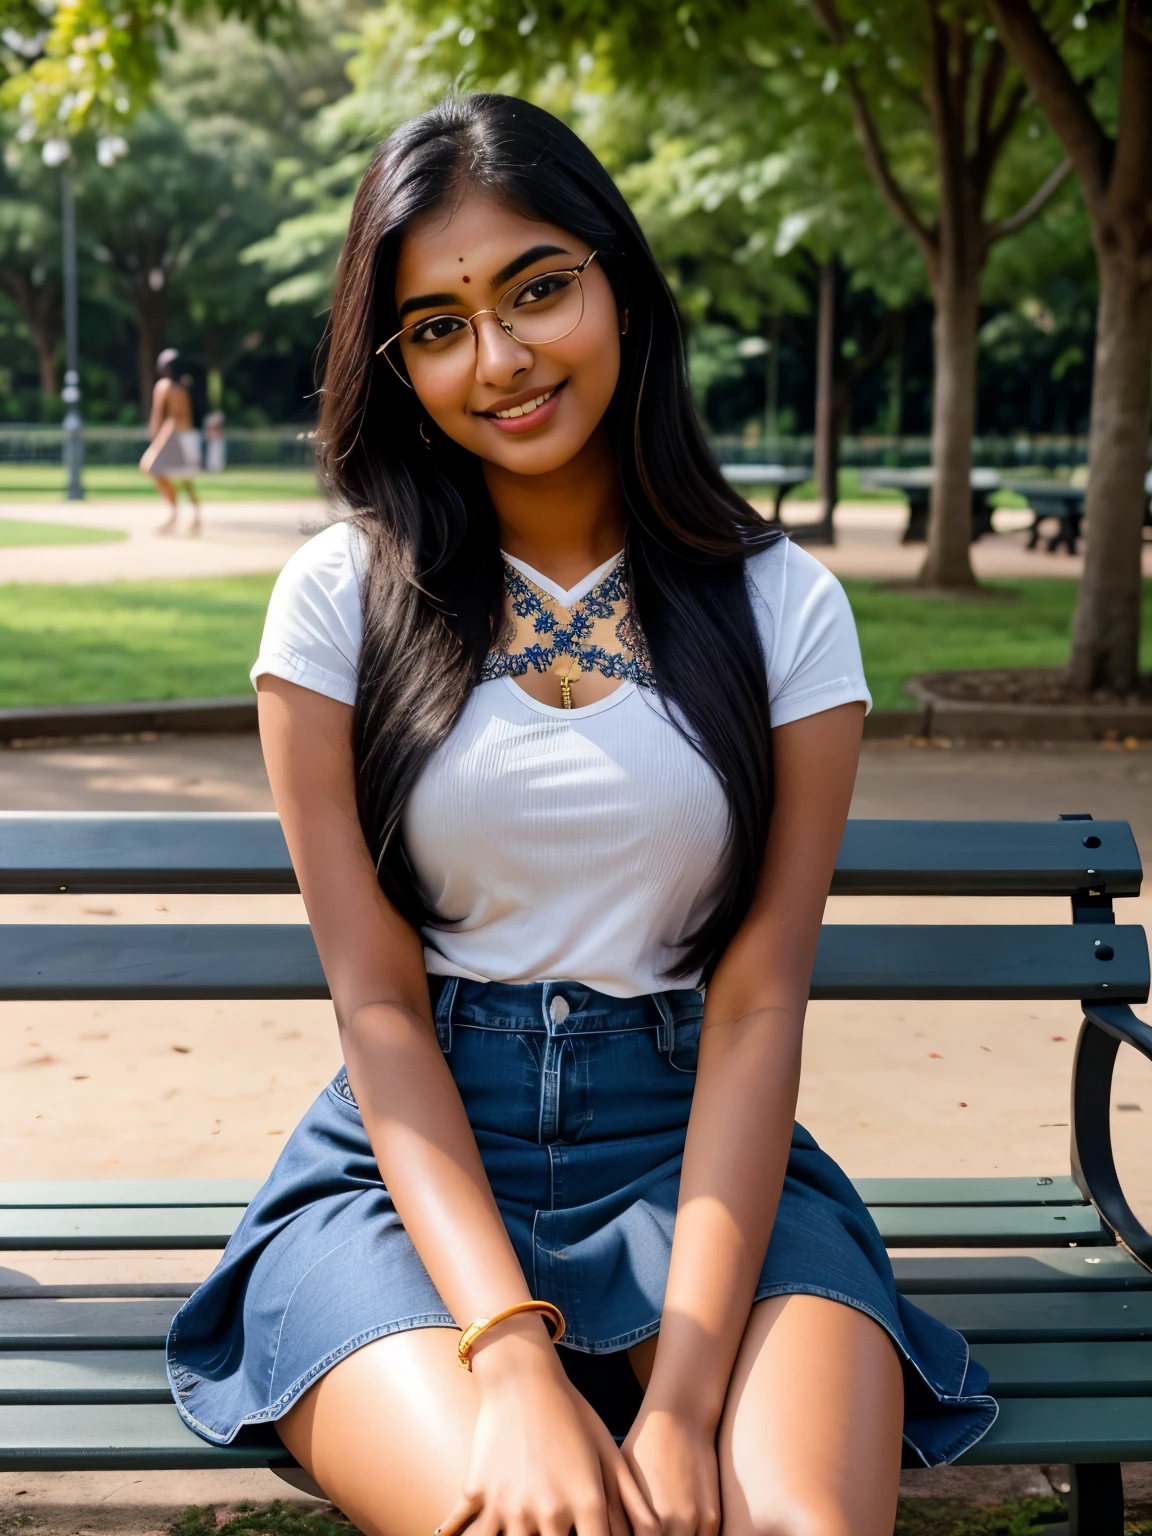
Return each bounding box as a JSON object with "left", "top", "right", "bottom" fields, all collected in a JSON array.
[
  {"left": 1003, "top": 473, "right": 1152, "bottom": 558},
  {"left": 860, "top": 467, "right": 1002, "bottom": 543},
  {"left": 0, "top": 809, "right": 1150, "bottom": 1536}
]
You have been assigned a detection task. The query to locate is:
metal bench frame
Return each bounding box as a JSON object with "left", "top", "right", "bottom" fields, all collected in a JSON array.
[{"left": 1, "top": 811, "right": 1150, "bottom": 1535}]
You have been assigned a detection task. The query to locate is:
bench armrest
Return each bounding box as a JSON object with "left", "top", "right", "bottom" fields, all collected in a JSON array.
[{"left": 1072, "top": 1001, "right": 1152, "bottom": 1271}]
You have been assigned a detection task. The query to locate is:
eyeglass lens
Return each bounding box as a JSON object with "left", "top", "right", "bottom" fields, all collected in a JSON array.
[{"left": 388, "top": 268, "right": 586, "bottom": 372}]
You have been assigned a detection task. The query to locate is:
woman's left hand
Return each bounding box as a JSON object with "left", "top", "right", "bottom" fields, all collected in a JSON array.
[{"left": 622, "top": 1405, "right": 720, "bottom": 1536}]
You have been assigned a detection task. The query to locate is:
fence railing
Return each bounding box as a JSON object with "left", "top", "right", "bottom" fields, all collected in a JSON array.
[
  {"left": 0, "top": 426, "right": 316, "bottom": 468},
  {"left": 0, "top": 426, "right": 1093, "bottom": 472}
]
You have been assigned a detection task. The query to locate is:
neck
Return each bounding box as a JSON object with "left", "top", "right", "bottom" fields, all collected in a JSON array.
[{"left": 483, "top": 425, "right": 627, "bottom": 589}]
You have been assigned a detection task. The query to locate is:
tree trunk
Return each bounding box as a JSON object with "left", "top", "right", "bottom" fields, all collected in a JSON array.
[
  {"left": 1068, "top": 239, "right": 1152, "bottom": 693},
  {"left": 920, "top": 262, "right": 980, "bottom": 588},
  {"left": 204, "top": 322, "right": 224, "bottom": 413},
  {"left": 134, "top": 282, "right": 167, "bottom": 417},
  {"left": 814, "top": 259, "right": 838, "bottom": 530},
  {"left": 27, "top": 311, "right": 59, "bottom": 402},
  {"left": 0, "top": 273, "right": 60, "bottom": 407}
]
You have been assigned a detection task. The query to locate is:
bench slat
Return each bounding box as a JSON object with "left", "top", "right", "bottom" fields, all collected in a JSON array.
[
  {"left": 10, "top": 1286, "right": 1152, "bottom": 1352},
  {"left": 958, "top": 1395, "right": 1152, "bottom": 1464},
  {"left": 0, "top": 1180, "right": 259, "bottom": 1209},
  {"left": 0, "top": 1174, "right": 1086, "bottom": 1211},
  {"left": 0, "top": 1208, "right": 243, "bottom": 1250},
  {"left": 978, "top": 1340, "right": 1152, "bottom": 1396},
  {"left": 891, "top": 1251, "right": 1152, "bottom": 1294},
  {"left": 0, "top": 923, "right": 1146, "bottom": 1002},
  {"left": 920, "top": 1290, "right": 1152, "bottom": 1341},
  {"left": 4, "top": 1341, "right": 1149, "bottom": 1406},
  {"left": 0, "top": 1300, "right": 180, "bottom": 1348},
  {"left": 835, "top": 819, "right": 1142, "bottom": 897},
  {"left": 0, "top": 815, "right": 1139, "bottom": 898},
  {"left": 0, "top": 1351, "right": 171, "bottom": 1403},
  {"left": 0, "top": 813, "right": 296, "bottom": 896},
  {"left": 0, "top": 1403, "right": 290, "bottom": 1470},
  {"left": 873, "top": 1204, "right": 1106, "bottom": 1246},
  {"left": 853, "top": 1175, "right": 1084, "bottom": 1206},
  {"left": 0, "top": 1202, "right": 1105, "bottom": 1252},
  {"left": 1, "top": 1396, "right": 1149, "bottom": 1470}
]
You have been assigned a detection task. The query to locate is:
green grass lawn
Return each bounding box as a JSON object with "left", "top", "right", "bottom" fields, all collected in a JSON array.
[
  {"left": 0, "top": 575, "right": 275, "bottom": 708},
  {"left": 0, "top": 519, "right": 127, "bottom": 546},
  {"left": 848, "top": 577, "right": 1152, "bottom": 708},
  {"left": 0, "top": 463, "right": 320, "bottom": 502},
  {"left": 0, "top": 573, "right": 1148, "bottom": 711}
]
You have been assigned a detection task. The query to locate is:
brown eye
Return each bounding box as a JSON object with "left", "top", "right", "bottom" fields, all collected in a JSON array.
[
  {"left": 410, "top": 316, "right": 468, "bottom": 345},
  {"left": 513, "top": 273, "right": 574, "bottom": 308}
]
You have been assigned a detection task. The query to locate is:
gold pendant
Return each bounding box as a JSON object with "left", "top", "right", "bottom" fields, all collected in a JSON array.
[{"left": 560, "top": 673, "right": 573, "bottom": 709}]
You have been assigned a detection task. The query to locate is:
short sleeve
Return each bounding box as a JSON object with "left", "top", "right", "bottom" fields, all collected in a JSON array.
[
  {"left": 745, "top": 538, "right": 871, "bottom": 727},
  {"left": 250, "top": 521, "right": 365, "bottom": 705}
]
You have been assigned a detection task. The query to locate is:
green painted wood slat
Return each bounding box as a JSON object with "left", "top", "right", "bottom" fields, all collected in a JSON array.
[
  {"left": 919, "top": 1290, "right": 1152, "bottom": 1342},
  {"left": 0, "top": 1300, "right": 181, "bottom": 1349},
  {"left": 0, "top": 1351, "right": 171, "bottom": 1403},
  {"left": 0, "top": 923, "right": 1146, "bottom": 1002},
  {"left": 0, "top": 1202, "right": 1106, "bottom": 1251},
  {"left": 0, "top": 1403, "right": 291, "bottom": 1470},
  {"left": 0, "top": 1174, "right": 1087, "bottom": 1210},
  {"left": 891, "top": 1251, "right": 1152, "bottom": 1294},
  {"left": 0, "top": 1180, "right": 260, "bottom": 1209},
  {"left": 958, "top": 1396, "right": 1152, "bottom": 1464},
  {"left": 0, "top": 815, "right": 1140, "bottom": 898},
  {"left": 3, "top": 1396, "right": 1151, "bottom": 1471},
  {"left": 5, "top": 1340, "right": 1152, "bottom": 1406}
]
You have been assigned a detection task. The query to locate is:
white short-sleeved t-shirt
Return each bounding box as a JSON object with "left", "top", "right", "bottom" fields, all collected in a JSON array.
[{"left": 253, "top": 522, "right": 870, "bottom": 996}]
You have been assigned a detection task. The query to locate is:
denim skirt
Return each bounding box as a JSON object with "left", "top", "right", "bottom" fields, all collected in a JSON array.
[{"left": 166, "top": 978, "right": 997, "bottom": 1468}]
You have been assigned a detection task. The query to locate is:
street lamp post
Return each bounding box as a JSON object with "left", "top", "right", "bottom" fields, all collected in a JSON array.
[{"left": 60, "top": 165, "right": 84, "bottom": 501}]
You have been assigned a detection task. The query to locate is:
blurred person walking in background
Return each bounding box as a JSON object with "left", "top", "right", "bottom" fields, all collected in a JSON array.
[{"left": 140, "top": 348, "right": 203, "bottom": 535}]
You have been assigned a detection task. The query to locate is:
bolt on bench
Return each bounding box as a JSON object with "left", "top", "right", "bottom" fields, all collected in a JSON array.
[{"left": 0, "top": 811, "right": 1149, "bottom": 1535}]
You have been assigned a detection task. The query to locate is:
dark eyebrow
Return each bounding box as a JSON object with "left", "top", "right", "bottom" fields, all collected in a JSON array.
[
  {"left": 395, "top": 246, "right": 572, "bottom": 323},
  {"left": 490, "top": 244, "right": 571, "bottom": 289},
  {"left": 397, "top": 291, "right": 460, "bottom": 322}
]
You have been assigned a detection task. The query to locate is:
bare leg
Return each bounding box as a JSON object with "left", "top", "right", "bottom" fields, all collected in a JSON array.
[
  {"left": 153, "top": 476, "right": 178, "bottom": 534},
  {"left": 718, "top": 1294, "right": 904, "bottom": 1536},
  {"left": 182, "top": 478, "right": 202, "bottom": 534},
  {"left": 276, "top": 1326, "right": 477, "bottom": 1536}
]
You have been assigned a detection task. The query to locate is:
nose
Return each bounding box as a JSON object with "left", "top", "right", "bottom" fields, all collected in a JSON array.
[{"left": 472, "top": 310, "right": 533, "bottom": 384}]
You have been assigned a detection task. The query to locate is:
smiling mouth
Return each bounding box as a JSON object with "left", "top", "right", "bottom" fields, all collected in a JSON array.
[{"left": 485, "top": 382, "right": 564, "bottom": 420}]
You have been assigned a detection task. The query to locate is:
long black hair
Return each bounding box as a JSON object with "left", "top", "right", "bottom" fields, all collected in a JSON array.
[{"left": 318, "top": 93, "right": 782, "bottom": 980}]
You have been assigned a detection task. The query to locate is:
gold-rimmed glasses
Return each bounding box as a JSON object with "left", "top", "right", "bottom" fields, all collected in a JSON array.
[{"left": 377, "top": 251, "right": 598, "bottom": 387}]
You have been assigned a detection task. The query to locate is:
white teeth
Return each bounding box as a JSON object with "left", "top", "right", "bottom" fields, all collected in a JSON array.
[{"left": 493, "top": 388, "right": 555, "bottom": 420}]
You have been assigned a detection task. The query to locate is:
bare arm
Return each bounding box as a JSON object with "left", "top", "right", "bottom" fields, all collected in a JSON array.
[
  {"left": 149, "top": 378, "right": 170, "bottom": 440},
  {"left": 257, "top": 675, "right": 657, "bottom": 1536},
  {"left": 257, "top": 676, "right": 540, "bottom": 1335},
  {"left": 649, "top": 702, "right": 863, "bottom": 1419},
  {"left": 624, "top": 703, "right": 864, "bottom": 1528}
]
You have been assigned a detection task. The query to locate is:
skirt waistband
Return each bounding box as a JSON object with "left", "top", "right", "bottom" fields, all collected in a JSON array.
[{"left": 428, "top": 976, "right": 703, "bottom": 1051}]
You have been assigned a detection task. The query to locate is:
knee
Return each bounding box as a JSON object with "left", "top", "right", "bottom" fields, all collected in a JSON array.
[{"left": 728, "top": 1496, "right": 865, "bottom": 1536}]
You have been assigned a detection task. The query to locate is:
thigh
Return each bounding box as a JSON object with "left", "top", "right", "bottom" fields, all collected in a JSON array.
[
  {"left": 718, "top": 1294, "right": 903, "bottom": 1536},
  {"left": 277, "top": 1326, "right": 477, "bottom": 1536}
]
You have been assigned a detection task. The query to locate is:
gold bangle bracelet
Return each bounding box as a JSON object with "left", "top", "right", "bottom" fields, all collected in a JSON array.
[{"left": 457, "top": 1299, "right": 566, "bottom": 1371}]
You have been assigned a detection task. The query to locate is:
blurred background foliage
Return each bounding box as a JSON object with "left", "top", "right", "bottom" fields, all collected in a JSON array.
[{"left": 0, "top": 0, "right": 1100, "bottom": 436}]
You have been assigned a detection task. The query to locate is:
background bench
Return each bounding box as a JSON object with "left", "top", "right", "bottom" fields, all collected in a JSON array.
[{"left": 0, "top": 811, "right": 1149, "bottom": 1535}]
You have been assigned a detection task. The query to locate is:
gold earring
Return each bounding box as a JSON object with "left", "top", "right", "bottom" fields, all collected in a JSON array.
[
  {"left": 620, "top": 309, "right": 629, "bottom": 336},
  {"left": 419, "top": 421, "right": 432, "bottom": 450}
]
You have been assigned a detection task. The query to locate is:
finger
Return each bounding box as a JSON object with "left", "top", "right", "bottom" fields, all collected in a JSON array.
[
  {"left": 435, "top": 1488, "right": 484, "bottom": 1536},
  {"left": 612, "top": 1458, "right": 660, "bottom": 1536},
  {"left": 570, "top": 1498, "right": 611, "bottom": 1536}
]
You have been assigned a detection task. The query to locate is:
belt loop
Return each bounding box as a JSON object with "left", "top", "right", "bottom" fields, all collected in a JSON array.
[
  {"left": 433, "top": 977, "right": 458, "bottom": 1054},
  {"left": 652, "top": 992, "right": 673, "bottom": 1053}
]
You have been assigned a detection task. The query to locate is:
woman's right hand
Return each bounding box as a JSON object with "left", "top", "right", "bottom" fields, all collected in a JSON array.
[{"left": 436, "top": 1322, "right": 658, "bottom": 1536}]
